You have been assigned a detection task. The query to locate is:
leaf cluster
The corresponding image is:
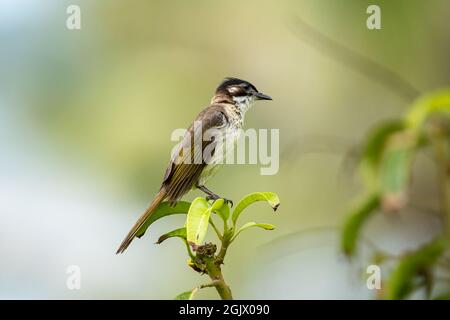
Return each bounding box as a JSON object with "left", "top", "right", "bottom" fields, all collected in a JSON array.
[{"left": 341, "top": 90, "right": 450, "bottom": 299}]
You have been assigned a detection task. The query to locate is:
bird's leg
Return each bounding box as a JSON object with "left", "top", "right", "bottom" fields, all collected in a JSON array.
[{"left": 197, "top": 185, "right": 233, "bottom": 207}]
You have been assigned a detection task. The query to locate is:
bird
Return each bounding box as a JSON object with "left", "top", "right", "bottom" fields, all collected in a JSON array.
[{"left": 116, "top": 77, "right": 272, "bottom": 254}]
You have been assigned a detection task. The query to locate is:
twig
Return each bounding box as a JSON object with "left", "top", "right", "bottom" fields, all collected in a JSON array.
[
  {"left": 192, "top": 242, "right": 233, "bottom": 300},
  {"left": 289, "top": 16, "right": 421, "bottom": 102}
]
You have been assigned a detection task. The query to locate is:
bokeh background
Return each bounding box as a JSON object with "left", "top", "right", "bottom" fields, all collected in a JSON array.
[{"left": 1, "top": 0, "right": 449, "bottom": 299}]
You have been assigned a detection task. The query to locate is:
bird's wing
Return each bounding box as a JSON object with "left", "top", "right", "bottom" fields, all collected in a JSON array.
[{"left": 162, "top": 106, "right": 228, "bottom": 202}]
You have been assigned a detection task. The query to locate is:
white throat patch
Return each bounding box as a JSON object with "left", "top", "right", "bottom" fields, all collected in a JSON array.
[{"left": 232, "top": 96, "right": 255, "bottom": 115}]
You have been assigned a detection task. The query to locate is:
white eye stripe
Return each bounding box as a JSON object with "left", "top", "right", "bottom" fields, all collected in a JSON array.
[{"left": 228, "top": 86, "right": 241, "bottom": 94}]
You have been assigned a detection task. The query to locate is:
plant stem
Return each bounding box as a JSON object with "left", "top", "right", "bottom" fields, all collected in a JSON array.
[
  {"left": 209, "top": 231, "right": 233, "bottom": 299},
  {"left": 191, "top": 204, "right": 236, "bottom": 300},
  {"left": 204, "top": 256, "right": 233, "bottom": 300},
  {"left": 193, "top": 242, "right": 233, "bottom": 300},
  {"left": 217, "top": 235, "right": 231, "bottom": 264},
  {"left": 184, "top": 240, "right": 195, "bottom": 260},
  {"left": 205, "top": 213, "right": 234, "bottom": 299},
  {"left": 199, "top": 280, "right": 221, "bottom": 289},
  {"left": 209, "top": 219, "right": 223, "bottom": 240}
]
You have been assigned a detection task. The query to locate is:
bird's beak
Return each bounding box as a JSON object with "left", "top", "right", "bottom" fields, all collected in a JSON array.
[{"left": 255, "top": 92, "right": 272, "bottom": 100}]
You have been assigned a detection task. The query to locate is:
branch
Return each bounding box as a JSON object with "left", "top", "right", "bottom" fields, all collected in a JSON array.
[
  {"left": 192, "top": 243, "right": 233, "bottom": 300},
  {"left": 289, "top": 16, "right": 421, "bottom": 102}
]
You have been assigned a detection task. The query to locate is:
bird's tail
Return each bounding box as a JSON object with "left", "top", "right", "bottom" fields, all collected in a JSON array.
[{"left": 116, "top": 188, "right": 167, "bottom": 254}]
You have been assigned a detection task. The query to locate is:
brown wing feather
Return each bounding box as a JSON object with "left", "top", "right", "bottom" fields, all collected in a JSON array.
[
  {"left": 162, "top": 106, "right": 228, "bottom": 203},
  {"left": 116, "top": 106, "right": 229, "bottom": 253}
]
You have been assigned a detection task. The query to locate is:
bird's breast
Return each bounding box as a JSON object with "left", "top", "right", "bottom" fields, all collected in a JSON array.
[{"left": 198, "top": 122, "right": 241, "bottom": 185}]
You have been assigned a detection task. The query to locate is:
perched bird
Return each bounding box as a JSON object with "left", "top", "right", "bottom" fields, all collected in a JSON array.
[{"left": 116, "top": 77, "right": 272, "bottom": 253}]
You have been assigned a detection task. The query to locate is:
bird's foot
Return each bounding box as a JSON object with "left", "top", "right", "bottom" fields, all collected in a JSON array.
[
  {"left": 206, "top": 195, "right": 233, "bottom": 208},
  {"left": 197, "top": 185, "right": 233, "bottom": 207}
]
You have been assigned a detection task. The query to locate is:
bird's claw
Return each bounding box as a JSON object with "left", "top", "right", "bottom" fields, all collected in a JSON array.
[
  {"left": 224, "top": 198, "right": 233, "bottom": 208},
  {"left": 206, "top": 196, "right": 233, "bottom": 208}
]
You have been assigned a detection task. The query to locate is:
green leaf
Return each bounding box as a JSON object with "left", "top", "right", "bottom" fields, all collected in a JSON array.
[
  {"left": 214, "top": 199, "right": 230, "bottom": 222},
  {"left": 341, "top": 193, "right": 380, "bottom": 256},
  {"left": 211, "top": 198, "right": 225, "bottom": 211},
  {"left": 359, "top": 120, "right": 405, "bottom": 188},
  {"left": 379, "top": 133, "right": 414, "bottom": 212},
  {"left": 156, "top": 227, "right": 186, "bottom": 244},
  {"left": 232, "top": 222, "right": 275, "bottom": 241},
  {"left": 186, "top": 197, "right": 213, "bottom": 245},
  {"left": 386, "top": 237, "right": 446, "bottom": 300},
  {"left": 174, "top": 287, "right": 199, "bottom": 300},
  {"left": 381, "top": 147, "right": 412, "bottom": 193},
  {"left": 136, "top": 201, "right": 191, "bottom": 238},
  {"left": 406, "top": 90, "right": 450, "bottom": 131},
  {"left": 362, "top": 120, "right": 406, "bottom": 168},
  {"left": 232, "top": 192, "right": 280, "bottom": 226}
]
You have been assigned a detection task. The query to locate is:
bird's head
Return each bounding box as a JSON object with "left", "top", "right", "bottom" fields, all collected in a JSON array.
[{"left": 214, "top": 77, "right": 272, "bottom": 112}]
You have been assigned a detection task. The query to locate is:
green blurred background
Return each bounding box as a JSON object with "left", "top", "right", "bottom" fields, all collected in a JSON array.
[{"left": 1, "top": 0, "right": 449, "bottom": 299}]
